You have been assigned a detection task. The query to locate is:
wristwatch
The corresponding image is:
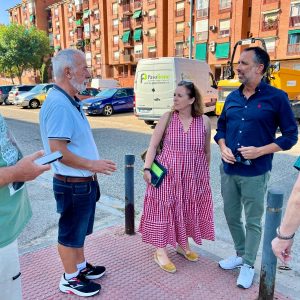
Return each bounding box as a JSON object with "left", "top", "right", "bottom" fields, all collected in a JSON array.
[{"left": 276, "top": 227, "right": 295, "bottom": 240}]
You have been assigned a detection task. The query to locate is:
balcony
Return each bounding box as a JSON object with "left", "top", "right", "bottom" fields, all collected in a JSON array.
[
  {"left": 135, "top": 19, "right": 142, "bottom": 27},
  {"left": 123, "top": 4, "right": 132, "bottom": 15},
  {"left": 148, "top": 15, "right": 156, "bottom": 23},
  {"left": 112, "top": 25, "right": 119, "bottom": 31},
  {"left": 83, "top": 0, "right": 89, "bottom": 10},
  {"left": 148, "top": 35, "right": 156, "bottom": 42},
  {"left": 123, "top": 54, "right": 133, "bottom": 62},
  {"left": 261, "top": 19, "right": 278, "bottom": 31},
  {"left": 175, "top": 9, "right": 185, "bottom": 17},
  {"left": 196, "top": 8, "right": 208, "bottom": 18},
  {"left": 134, "top": 53, "right": 143, "bottom": 61},
  {"left": 175, "top": 49, "right": 184, "bottom": 56},
  {"left": 290, "top": 15, "right": 300, "bottom": 27},
  {"left": 122, "top": 20, "right": 131, "bottom": 29},
  {"left": 75, "top": 4, "right": 83, "bottom": 12},
  {"left": 148, "top": 51, "right": 156, "bottom": 58},
  {"left": 134, "top": 1, "right": 142, "bottom": 9},
  {"left": 287, "top": 43, "right": 300, "bottom": 55}
]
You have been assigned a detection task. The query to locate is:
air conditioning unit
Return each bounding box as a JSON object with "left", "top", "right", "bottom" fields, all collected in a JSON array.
[
  {"left": 143, "top": 30, "right": 148, "bottom": 35},
  {"left": 209, "top": 25, "right": 217, "bottom": 32},
  {"left": 209, "top": 41, "right": 216, "bottom": 52},
  {"left": 142, "top": 10, "right": 147, "bottom": 16}
]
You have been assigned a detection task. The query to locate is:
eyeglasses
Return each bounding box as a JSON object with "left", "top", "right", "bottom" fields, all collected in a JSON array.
[{"left": 234, "top": 152, "right": 252, "bottom": 166}]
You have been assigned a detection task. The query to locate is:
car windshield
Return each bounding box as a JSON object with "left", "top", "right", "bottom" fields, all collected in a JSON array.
[
  {"left": 29, "top": 85, "right": 46, "bottom": 93},
  {"left": 95, "top": 88, "right": 117, "bottom": 97}
]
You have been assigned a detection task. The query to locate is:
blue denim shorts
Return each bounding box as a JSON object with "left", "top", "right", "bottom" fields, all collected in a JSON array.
[{"left": 53, "top": 177, "right": 101, "bottom": 248}]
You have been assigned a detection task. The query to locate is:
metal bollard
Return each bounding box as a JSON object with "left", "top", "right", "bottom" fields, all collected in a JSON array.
[
  {"left": 258, "top": 189, "right": 283, "bottom": 300},
  {"left": 125, "top": 154, "right": 135, "bottom": 235}
]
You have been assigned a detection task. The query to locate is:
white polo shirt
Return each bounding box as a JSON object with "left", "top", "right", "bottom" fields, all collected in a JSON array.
[{"left": 39, "top": 85, "right": 100, "bottom": 177}]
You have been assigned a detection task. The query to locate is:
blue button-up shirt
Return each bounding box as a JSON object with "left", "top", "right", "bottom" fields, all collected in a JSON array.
[{"left": 214, "top": 81, "right": 298, "bottom": 176}]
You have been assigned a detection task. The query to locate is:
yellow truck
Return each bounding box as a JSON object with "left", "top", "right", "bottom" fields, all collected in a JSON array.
[{"left": 215, "top": 38, "right": 300, "bottom": 120}]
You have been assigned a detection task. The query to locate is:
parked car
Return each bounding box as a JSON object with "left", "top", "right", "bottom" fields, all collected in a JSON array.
[
  {"left": 0, "top": 85, "right": 15, "bottom": 105},
  {"left": 82, "top": 88, "right": 134, "bottom": 116},
  {"left": 7, "top": 85, "right": 36, "bottom": 104},
  {"left": 76, "top": 87, "right": 99, "bottom": 101},
  {"left": 14, "top": 83, "right": 54, "bottom": 108}
]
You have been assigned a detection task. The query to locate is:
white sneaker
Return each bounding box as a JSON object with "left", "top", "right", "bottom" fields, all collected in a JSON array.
[
  {"left": 219, "top": 255, "right": 243, "bottom": 270},
  {"left": 237, "top": 264, "right": 255, "bottom": 289}
]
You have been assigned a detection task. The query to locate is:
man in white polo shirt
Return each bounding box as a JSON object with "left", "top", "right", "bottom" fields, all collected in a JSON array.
[{"left": 40, "top": 49, "right": 117, "bottom": 297}]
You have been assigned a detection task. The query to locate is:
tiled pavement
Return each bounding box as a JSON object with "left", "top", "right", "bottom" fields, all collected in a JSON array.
[{"left": 21, "top": 226, "right": 290, "bottom": 300}]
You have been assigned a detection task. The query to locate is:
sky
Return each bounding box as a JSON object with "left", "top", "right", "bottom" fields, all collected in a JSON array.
[{"left": 0, "top": 0, "right": 20, "bottom": 25}]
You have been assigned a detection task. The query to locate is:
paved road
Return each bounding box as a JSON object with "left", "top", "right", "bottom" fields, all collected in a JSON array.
[{"left": 0, "top": 105, "right": 299, "bottom": 298}]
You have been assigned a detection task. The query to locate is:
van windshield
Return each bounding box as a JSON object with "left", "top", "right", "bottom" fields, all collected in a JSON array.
[{"left": 96, "top": 88, "right": 117, "bottom": 97}]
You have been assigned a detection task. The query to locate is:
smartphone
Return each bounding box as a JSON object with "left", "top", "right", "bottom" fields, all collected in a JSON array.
[{"left": 34, "top": 151, "right": 63, "bottom": 165}]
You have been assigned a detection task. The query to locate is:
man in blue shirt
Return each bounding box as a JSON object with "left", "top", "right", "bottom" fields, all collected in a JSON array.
[
  {"left": 40, "top": 49, "right": 117, "bottom": 297},
  {"left": 214, "top": 47, "right": 298, "bottom": 289}
]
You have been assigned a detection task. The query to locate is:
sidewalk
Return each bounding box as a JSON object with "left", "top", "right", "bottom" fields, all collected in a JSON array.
[{"left": 21, "top": 226, "right": 290, "bottom": 300}]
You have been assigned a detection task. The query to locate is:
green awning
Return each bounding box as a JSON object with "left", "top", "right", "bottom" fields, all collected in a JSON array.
[
  {"left": 132, "top": 10, "right": 142, "bottom": 19},
  {"left": 29, "top": 15, "right": 35, "bottom": 22},
  {"left": 133, "top": 29, "right": 142, "bottom": 41},
  {"left": 83, "top": 10, "right": 90, "bottom": 19},
  {"left": 76, "top": 19, "right": 83, "bottom": 26},
  {"left": 122, "top": 31, "right": 130, "bottom": 42},
  {"left": 288, "top": 29, "right": 300, "bottom": 35},
  {"left": 216, "top": 42, "right": 230, "bottom": 59},
  {"left": 54, "top": 45, "right": 61, "bottom": 50},
  {"left": 195, "top": 43, "right": 207, "bottom": 61}
]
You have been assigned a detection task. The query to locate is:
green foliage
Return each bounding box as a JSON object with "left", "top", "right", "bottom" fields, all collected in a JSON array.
[
  {"left": 0, "top": 24, "right": 51, "bottom": 83},
  {"left": 40, "top": 59, "right": 50, "bottom": 83}
]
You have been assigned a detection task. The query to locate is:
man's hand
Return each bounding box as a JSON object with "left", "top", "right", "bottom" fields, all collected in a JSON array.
[
  {"left": 220, "top": 145, "right": 236, "bottom": 164},
  {"left": 237, "top": 146, "right": 262, "bottom": 159},
  {"left": 90, "top": 160, "right": 117, "bottom": 175},
  {"left": 13, "top": 150, "right": 51, "bottom": 182},
  {"left": 271, "top": 237, "right": 293, "bottom": 264}
]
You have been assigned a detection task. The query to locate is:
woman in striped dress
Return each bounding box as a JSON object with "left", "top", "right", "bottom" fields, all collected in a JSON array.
[{"left": 139, "top": 80, "right": 215, "bottom": 273}]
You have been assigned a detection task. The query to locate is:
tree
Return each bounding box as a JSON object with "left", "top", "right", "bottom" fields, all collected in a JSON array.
[{"left": 0, "top": 24, "right": 51, "bottom": 84}]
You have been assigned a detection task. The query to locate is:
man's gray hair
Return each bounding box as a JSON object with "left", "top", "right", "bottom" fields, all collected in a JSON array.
[{"left": 52, "top": 48, "right": 85, "bottom": 80}]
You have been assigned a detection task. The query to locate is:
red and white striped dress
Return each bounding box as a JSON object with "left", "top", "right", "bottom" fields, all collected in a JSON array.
[{"left": 139, "top": 111, "right": 215, "bottom": 249}]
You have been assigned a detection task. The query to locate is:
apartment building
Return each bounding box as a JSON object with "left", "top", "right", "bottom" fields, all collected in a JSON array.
[{"left": 7, "top": 0, "right": 300, "bottom": 86}]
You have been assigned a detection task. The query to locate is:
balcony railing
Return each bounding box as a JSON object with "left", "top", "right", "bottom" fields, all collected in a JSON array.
[
  {"left": 290, "top": 15, "right": 300, "bottom": 27},
  {"left": 148, "top": 51, "right": 156, "bottom": 58},
  {"left": 112, "top": 25, "right": 118, "bottom": 31},
  {"left": 261, "top": 19, "right": 278, "bottom": 31},
  {"left": 196, "top": 8, "right": 208, "bottom": 18},
  {"left": 148, "top": 35, "right": 156, "bottom": 42},
  {"left": 123, "top": 4, "right": 131, "bottom": 13},
  {"left": 135, "top": 19, "right": 142, "bottom": 26},
  {"left": 122, "top": 20, "right": 131, "bottom": 29},
  {"left": 287, "top": 43, "right": 300, "bottom": 55},
  {"left": 175, "top": 9, "right": 185, "bottom": 17},
  {"left": 175, "top": 49, "right": 184, "bottom": 56},
  {"left": 134, "top": 1, "right": 142, "bottom": 9},
  {"left": 123, "top": 54, "right": 133, "bottom": 62},
  {"left": 176, "top": 29, "right": 184, "bottom": 35}
]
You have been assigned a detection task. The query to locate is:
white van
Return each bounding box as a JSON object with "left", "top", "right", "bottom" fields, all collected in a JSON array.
[
  {"left": 134, "top": 57, "right": 217, "bottom": 125},
  {"left": 91, "top": 78, "right": 120, "bottom": 90}
]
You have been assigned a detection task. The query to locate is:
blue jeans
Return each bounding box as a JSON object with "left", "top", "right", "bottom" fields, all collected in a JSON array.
[{"left": 53, "top": 178, "right": 100, "bottom": 248}]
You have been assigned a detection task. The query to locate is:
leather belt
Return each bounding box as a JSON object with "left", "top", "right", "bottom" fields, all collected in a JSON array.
[{"left": 54, "top": 174, "right": 97, "bottom": 183}]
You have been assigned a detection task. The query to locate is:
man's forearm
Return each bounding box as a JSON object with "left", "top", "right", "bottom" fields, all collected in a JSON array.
[
  {"left": 0, "top": 166, "right": 17, "bottom": 186},
  {"left": 258, "top": 142, "right": 282, "bottom": 156}
]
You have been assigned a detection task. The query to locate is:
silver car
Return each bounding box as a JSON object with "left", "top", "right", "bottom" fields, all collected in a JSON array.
[{"left": 8, "top": 85, "right": 36, "bottom": 104}]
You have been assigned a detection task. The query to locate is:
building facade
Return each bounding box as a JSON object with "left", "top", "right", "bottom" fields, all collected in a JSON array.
[{"left": 7, "top": 0, "right": 300, "bottom": 86}]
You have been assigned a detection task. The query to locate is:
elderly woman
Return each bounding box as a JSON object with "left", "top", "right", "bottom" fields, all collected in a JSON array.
[{"left": 139, "top": 80, "right": 215, "bottom": 273}]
